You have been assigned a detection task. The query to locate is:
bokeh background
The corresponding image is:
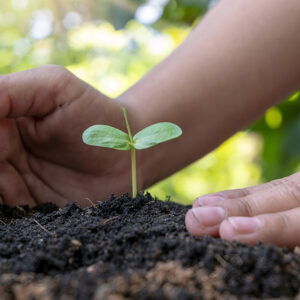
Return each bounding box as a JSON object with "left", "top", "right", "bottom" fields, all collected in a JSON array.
[{"left": 1, "top": 0, "right": 299, "bottom": 204}]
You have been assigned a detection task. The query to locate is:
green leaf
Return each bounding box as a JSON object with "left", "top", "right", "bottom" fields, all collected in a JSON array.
[
  {"left": 133, "top": 122, "right": 182, "bottom": 150},
  {"left": 82, "top": 125, "right": 131, "bottom": 150}
]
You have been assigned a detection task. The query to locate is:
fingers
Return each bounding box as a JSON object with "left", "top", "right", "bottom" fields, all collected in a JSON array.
[
  {"left": 191, "top": 175, "right": 295, "bottom": 209},
  {"left": 0, "top": 65, "right": 82, "bottom": 119},
  {"left": 25, "top": 153, "right": 101, "bottom": 207},
  {"left": 0, "top": 162, "right": 36, "bottom": 207},
  {"left": 194, "top": 173, "right": 300, "bottom": 214},
  {"left": 0, "top": 118, "right": 37, "bottom": 206},
  {"left": 24, "top": 153, "right": 70, "bottom": 206},
  {"left": 185, "top": 207, "right": 226, "bottom": 237},
  {"left": 186, "top": 173, "right": 300, "bottom": 237},
  {"left": 219, "top": 207, "right": 300, "bottom": 248}
]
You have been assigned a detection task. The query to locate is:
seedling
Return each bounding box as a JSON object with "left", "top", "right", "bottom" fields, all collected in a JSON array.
[{"left": 82, "top": 107, "right": 182, "bottom": 198}]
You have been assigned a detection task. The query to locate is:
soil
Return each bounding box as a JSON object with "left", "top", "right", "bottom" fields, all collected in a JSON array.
[{"left": 1, "top": 193, "right": 300, "bottom": 299}]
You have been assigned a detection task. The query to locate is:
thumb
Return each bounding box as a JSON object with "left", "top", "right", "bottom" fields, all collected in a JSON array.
[{"left": 0, "top": 65, "right": 84, "bottom": 119}]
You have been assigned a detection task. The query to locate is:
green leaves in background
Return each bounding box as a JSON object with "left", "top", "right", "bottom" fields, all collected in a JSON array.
[{"left": 133, "top": 122, "right": 182, "bottom": 149}]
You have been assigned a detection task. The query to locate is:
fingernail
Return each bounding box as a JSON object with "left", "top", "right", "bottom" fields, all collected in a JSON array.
[
  {"left": 192, "top": 207, "right": 226, "bottom": 227},
  {"left": 197, "top": 196, "right": 224, "bottom": 206},
  {"left": 228, "top": 217, "right": 261, "bottom": 234}
]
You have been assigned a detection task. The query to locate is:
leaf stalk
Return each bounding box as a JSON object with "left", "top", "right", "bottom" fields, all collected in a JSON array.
[{"left": 121, "top": 107, "right": 137, "bottom": 198}]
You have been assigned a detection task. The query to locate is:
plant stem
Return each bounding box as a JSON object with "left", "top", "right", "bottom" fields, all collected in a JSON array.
[
  {"left": 131, "top": 146, "right": 137, "bottom": 198},
  {"left": 122, "top": 107, "right": 133, "bottom": 141},
  {"left": 121, "top": 107, "right": 137, "bottom": 198}
]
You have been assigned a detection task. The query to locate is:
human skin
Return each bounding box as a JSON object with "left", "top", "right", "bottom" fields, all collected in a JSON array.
[
  {"left": 120, "top": 0, "right": 300, "bottom": 248},
  {"left": 0, "top": 66, "right": 139, "bottom": 207},
  {"left": 0, "top": 0, "right": 300, "bottom": 247}
]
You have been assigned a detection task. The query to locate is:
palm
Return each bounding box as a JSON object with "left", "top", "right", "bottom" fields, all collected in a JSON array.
[{"left": 0, "top": 66, "right": 132, "bottom": 207}]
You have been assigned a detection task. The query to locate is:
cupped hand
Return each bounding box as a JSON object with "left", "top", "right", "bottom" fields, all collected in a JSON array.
[
  {"left": 0, "top": 65, "right": 137, "bottom": 207},
  {"left": 185, "top": 172, "right": 300, "bottom": 248}
]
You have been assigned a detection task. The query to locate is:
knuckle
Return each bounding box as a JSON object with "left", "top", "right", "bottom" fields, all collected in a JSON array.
[
  {"left": 235, "top": 188, "right": 251, "bottom": 197},
  {"left": 280, "top": 176, "right": 300, "bottom": 206},
  {"left": 273, "top": 213, "right": 291, "bottom": 231},
  {"left": 236, "top": 197, "right": 257, "bottom": 217},
  {"left": 264, "top": 176, "right": 290, "bottom": 190},
  {"left": 267, "top": 178, "right": 285, "bottom": 187},
  {"left": 42, "top": 65, "right": 73, "bottom": 83},
  {"left": 218, "top": 188, "right": 250, "bottom": 198},
  {"left": 41, "top": 65, "right": 74, "bottom": 96},
  {"left": 265, "top": 174, "right": 300, "bottom": 207},
  {"left": 42, "top": 64, "right": 69, "bottom": 75}
]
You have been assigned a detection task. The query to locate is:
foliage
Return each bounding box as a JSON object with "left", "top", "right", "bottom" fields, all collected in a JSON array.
[
  {"left": 0, "top": 0, "right": 299, "bottom": 204},
  {"left": 82, "top": 107, "right": 182, "bottom": 197}
]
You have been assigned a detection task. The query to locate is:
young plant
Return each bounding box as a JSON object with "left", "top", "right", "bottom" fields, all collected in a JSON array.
[{"left": 82, "top": 107, "right": 182, "bottom": 198}]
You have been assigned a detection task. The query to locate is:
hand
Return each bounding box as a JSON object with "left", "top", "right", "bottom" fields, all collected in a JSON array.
[
  {"left": 0, "top": 65, "right": 139, "bottom": 207},
  {"left": 185, "top": 172, "right": 300, "bottom": 248}
]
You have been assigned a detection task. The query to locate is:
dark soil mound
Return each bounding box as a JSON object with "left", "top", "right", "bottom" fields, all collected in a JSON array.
[{"left": 0, "top": 193, "right": 300, "bottom": 299}]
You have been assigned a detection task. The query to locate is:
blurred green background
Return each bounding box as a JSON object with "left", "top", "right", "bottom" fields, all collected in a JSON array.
[{"left": 0, "top": 0, "right": 299, "bottom": 204}]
